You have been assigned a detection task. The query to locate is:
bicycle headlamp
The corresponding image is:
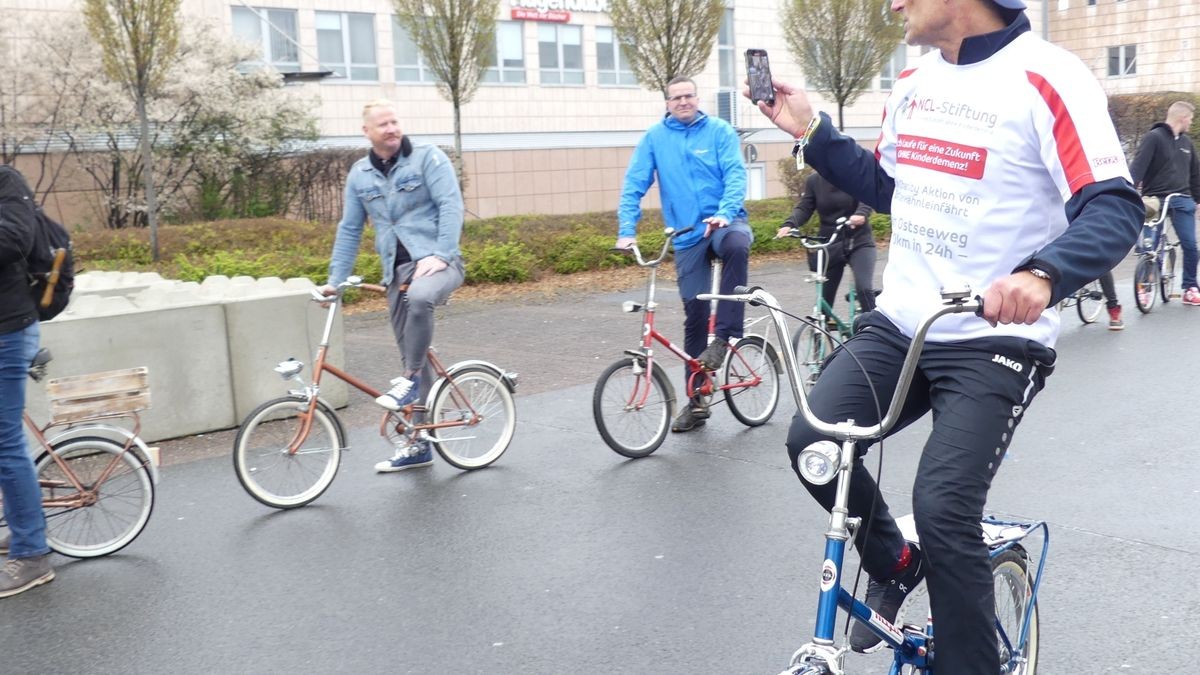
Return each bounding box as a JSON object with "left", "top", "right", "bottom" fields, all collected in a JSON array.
[{"left": 798, "top": 440, "right": 842, "bottom": 485}]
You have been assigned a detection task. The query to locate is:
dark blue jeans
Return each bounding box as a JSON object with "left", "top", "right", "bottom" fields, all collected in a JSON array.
[
  {"left": 1167, "top": 197, "right": 1198, "bottom": 290},
  {"left": 0, "top": 322, "right": 48, "bottom": 559}
]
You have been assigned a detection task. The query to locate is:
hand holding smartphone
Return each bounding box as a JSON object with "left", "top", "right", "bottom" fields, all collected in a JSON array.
[{"left": 745, "top": 48, "right": 775, "bottom": 106}]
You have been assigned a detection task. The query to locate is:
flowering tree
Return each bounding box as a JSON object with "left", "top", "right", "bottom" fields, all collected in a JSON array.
[{"left": 13, "top": 17, "right": 316, "bottom": 229}]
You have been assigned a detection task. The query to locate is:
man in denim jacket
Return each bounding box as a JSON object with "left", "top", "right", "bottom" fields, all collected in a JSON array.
[{"left": 321, "top": 100, "right": 464, "bottom": 472}]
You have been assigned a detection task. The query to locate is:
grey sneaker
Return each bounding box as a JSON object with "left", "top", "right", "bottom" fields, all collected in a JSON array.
[
  {"left": 696, "top": 337, "right": 729, "bottom": 371},
  {"left": 0, "top": 532, "right": 8, "bottom": 555},
  {"left": 0, "top": 554, "right": 55, "bottom": 599},
  {"left": 671, "top": 406, "right": 707, "bottom": 432}
]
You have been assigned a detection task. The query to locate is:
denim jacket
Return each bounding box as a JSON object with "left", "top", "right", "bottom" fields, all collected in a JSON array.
[{"left": 327, "top": 143, "right": 463, "bottom": 286}]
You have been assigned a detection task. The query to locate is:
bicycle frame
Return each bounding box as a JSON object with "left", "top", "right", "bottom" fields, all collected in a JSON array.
[
  {"left": 700, "top": 286, "right": 1045, "bottom": 674},
  {"left": 276, "top": 279, "right": 501, "bottom": 455},
  {"left": 620, "top": 238, "right": 765, "bottom": 407},
  {"left": 1139, "top": 193, "right": 1183, "bottom": 266}
]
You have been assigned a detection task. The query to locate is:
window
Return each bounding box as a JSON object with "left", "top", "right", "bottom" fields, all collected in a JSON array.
[
  {"left": 717, "top": 8, "right": 735, "bottom": 90},
  {"left": 879, "top": 44, "right": 907, "bottom": 90},
  {"left": 393, "top": 17, "right": 433, "bottom": 82},
  {"left": 538, "top": 23, "right": 583, "bottom": 85},
  {"left": 231, "top": 6, "right": 300, "bottom": 73},
  {"left": 316, "top": 11, "right": 378, "bottom": 81},
  {"left": 1107, "top": 45, "right": 1136, "bottom": 77},
  {"left": 595, "top": 26, "right": 636, "bottom": 86},
  {"left": 483, "top": 21, "right": 526, "bottom": 84}
]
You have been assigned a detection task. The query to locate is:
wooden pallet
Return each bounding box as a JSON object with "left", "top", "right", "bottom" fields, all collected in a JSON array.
[{"left": 45, "top": 367, "right": 150, "bottom": 424}]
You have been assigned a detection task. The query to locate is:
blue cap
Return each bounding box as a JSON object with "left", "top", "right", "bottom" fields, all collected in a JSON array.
[{"left": 992, "top": 0, "right": 1027, "bottom": 8}]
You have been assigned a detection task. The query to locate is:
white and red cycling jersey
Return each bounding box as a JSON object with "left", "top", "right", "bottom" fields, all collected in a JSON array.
[{"left": 872, "top": 31, "right": 1130, "bottom": 347}]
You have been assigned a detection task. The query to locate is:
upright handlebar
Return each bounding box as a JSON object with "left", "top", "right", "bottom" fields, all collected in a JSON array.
[
  {"left": 700, "top": 286, "right": 981, "bottom": 441},
  {"left": 776, "top": 217, "right": 850, "bottom": 251},
  {"left": 612, "top": 226, "right": 696, "bottom": 267}
]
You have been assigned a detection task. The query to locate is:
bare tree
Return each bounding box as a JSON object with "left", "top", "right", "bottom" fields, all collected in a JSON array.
[
  {"left": 608, "top": 0, "right": 724, "bottom": 94},
  {"left": 782, "top": 0, "right": 904, "bottom": 130},
  {"left": 393, "top": 0, "right": 497, "bottom": 185},
  {"left": 83, "top": 0, "right": 182, "bottom": 261}
]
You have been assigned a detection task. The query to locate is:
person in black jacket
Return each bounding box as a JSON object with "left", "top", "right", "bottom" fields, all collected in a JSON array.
[
  {"left": 779, "top": 172, "right": 878, "bottom": 313},
  {"left": 1129, "top": 100, "right": 1200, "bottom": 305},
  {"left": 0, "top": 166, "right": 54, "bottom": 597}
]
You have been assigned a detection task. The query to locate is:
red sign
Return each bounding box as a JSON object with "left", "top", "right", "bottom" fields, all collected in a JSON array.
[
  {"left": 895, "top": 134, "right": 987, "bottom": 180},
  {"left": 511, "top": 7, "right": 570, "bottom": 22}
]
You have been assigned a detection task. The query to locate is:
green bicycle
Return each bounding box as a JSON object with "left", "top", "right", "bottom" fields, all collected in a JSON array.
[{"left": 778, "top": 218, "right": 864, "bottom": 391}]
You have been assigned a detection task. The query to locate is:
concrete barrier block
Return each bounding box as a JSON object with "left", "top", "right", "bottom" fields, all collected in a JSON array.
[
  {"left": 27, "top": 303, "right": 236, "bottom": 443},
  {"left": 223, "top": 289, "right": 348, "bottom": 422}
]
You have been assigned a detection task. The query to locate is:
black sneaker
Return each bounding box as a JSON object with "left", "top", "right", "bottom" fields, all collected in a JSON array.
[
  {"left": 688, "top": 395, "right": 710, "bottom": 420},
  {"left": 850, "top": 544, "right": 925, "bottom": 653},
  {"left": 671, "top": 405, "right": 707, "bottom": 432},
  {"left": 696, "top": 337, "right": 729, "bottom": 371}
]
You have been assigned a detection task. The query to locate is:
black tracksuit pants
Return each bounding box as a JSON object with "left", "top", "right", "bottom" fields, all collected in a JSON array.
[{"left": 784, "top": 311, "right": 1054, "bottom": 674}]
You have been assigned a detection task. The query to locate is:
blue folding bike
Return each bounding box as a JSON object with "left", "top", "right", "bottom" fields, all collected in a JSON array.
[{"left": 699, "top": 284, "right": 1046, "bottom": 674}]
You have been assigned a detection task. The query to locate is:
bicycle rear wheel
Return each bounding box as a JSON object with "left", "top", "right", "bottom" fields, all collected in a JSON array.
[
  {"left": 1075, "top": 281, "right": 1104, "bottom": 324},
  {"left": 723, "top": 335, "right": 781, "bottom": 426},
  {"left": 1161, "top": 247, "right": 1178, "bottom": 302},
  {"left": 36, "top": 436, "right": 154, "bottom": 558},
  {"left": 790, "top": 323, "right": 835, "bottom": 392},
  {"left": 428, "top": 367, "right": 516, "bottom": 470},
  {"left": 593, "top": 358, "right": 672, "bottom": 458},
  {"left": 994, "top": 548, "right": 1039, "bottom": 674},
  {"left": 233, "top": 396, "right": 345, "bottom": 509},
  {"left": 1133, "top": 257, "right": 1158, "bottom": 314}
]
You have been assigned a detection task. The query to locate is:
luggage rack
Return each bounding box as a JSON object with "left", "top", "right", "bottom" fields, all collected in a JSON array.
[{"left": 45, "top": 367, "right": 151, "bottom": 425}]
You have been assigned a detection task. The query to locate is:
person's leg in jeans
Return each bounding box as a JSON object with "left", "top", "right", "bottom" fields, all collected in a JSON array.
[
  {"left": 0, "top": 323, "right": 49, "bottom": 561},
  {"left": 846, "top": 244, "right": 878, "bottom": 313},
  {"left": 1170, "top": 198, "right": 1198, "bottom": 294},
  {"left": 709, "top": 221, "right": 752, "bottom": 342},
  {"left": 908, "top": 337, "right": 1052, "bottom": 674},
  {"left": 821, "top": 244, "right": 847, "bottom": 312},
  {"left": 1098, "top": 271, "right": 1119, "bottom": 308},
  {"left": 387, "top": 258, "right": 465, "bottom": 404},
  {"left": 672, "top": 239, "right": 717, "bottom": 430}
]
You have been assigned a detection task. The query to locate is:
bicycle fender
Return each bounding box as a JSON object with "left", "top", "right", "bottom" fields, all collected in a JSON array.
[
  {"left": 442, "top": 359, "right": 519, "bottom": 393},
  {"left": 42, "top": 427, "right": 161, "bottom": 485}
]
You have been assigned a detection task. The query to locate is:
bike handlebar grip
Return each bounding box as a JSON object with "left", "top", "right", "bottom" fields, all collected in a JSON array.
[
  {"left": 361, "top": 283, "right": 388, "bottom": 294},
  {"left": 673, "top": 226, "right": 695, "bottom": 237},
  {"left": 974, "top": 295, "right": 985, "bottom": 316},
  {"left": 733, "top": 285, "right": 760, "bottom": 294}
]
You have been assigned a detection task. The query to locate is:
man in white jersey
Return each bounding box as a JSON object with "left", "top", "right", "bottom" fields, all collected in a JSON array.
[{"left": 748, "top": 0, "right": 1142, "bottom": 671}]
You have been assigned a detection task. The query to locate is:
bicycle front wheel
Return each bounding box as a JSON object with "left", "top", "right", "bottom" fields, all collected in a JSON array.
[
  {"left": 1133, "top": 257, "right": 1158, "bottom": 314},
  {"left": 593, "top": 358, "right": 673, "bottom": 458},
  {"left": 233, "top": 396, "right": 345, "bottom": 509},
  {"left": 1161, "top": 247, "right": 1178, "bottom": 302},
  {"left": 723, "top": 335, "right": 781, "bottom": 426},
  {"left": 994, "top": 548, "right": 1039, "bottom": 674},
  {"left": 791, "top": 323, "right": 835, "bottom": 392},
  {"left": 36, "top": 436, "right": 155, "bottom": 558},
  {"left": 429, "top": 367, "right": 516, "bottom": 470},
  {"left": 1076, "top": 281, "right": 1104, "bottom": 324}
]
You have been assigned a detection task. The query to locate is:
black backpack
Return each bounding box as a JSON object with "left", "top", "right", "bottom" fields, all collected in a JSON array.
[{"left": 0, "top": 166, "right": 74, "bottom": 321}]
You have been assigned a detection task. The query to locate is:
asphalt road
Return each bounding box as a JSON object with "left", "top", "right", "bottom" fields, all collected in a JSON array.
[{"left": 2, "top": 252, "right": 1196, "bottom": 674}]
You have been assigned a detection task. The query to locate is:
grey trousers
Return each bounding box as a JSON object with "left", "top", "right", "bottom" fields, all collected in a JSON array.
[{"left": 386, "top": 257, "right": 465, "bottom": 401}]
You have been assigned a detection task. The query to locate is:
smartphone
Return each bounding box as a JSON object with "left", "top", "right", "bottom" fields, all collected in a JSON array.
[{"left": 745, "top": 48, "right": 775, "bottom": 106}]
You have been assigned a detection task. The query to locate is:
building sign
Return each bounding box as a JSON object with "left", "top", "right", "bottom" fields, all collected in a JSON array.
[
  {"left": 511, "top": 7, "right": 570, "bottom": 22},
  {"left": 509, "top": 0, "right": 610, "bottom": 14}
]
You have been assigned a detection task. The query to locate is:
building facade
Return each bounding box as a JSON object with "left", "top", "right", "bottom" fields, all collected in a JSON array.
[{"left": 1047, "top": 0, "right": 1200, "bottom": 96}]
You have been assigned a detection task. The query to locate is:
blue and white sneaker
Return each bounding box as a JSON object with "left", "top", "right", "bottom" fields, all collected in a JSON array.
[
  {"left": 375, "top": 374, "right": 421, "bottom": 411},
  {"left": 374, "top": 443, "right": 434, "bottom": 473}
]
